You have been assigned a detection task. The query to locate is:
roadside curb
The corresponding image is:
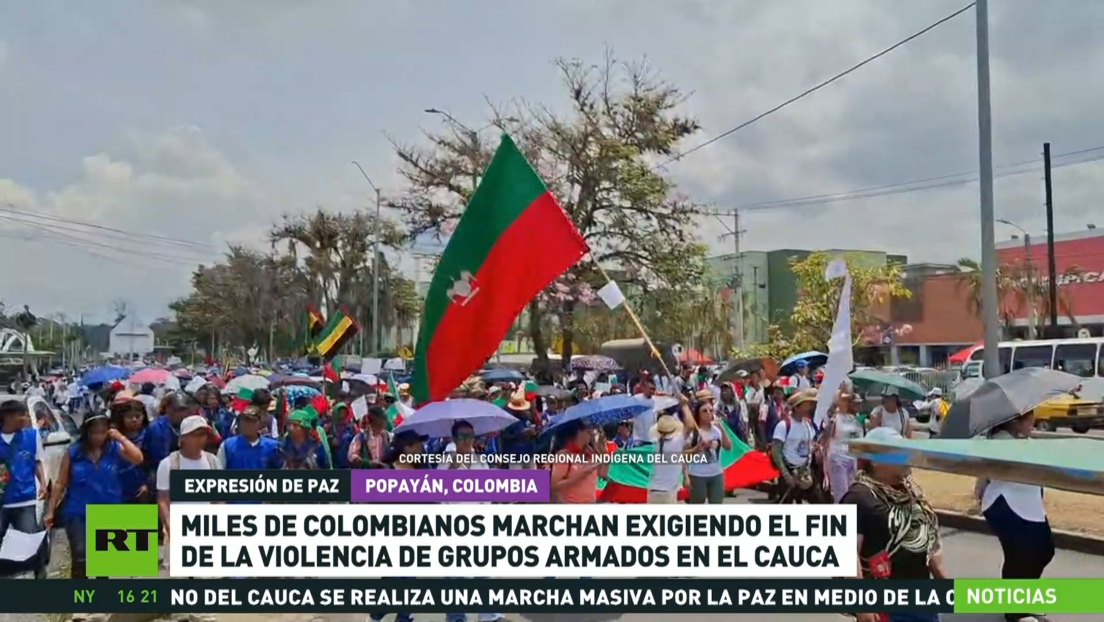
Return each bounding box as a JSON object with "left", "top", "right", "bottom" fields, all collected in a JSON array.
[{"left": 935, "top": 509, "right": 1104, "bottom": 556}]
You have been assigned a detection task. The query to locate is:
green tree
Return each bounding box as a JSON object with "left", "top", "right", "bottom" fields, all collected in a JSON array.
[
  {"left": 772, "top": 252, "right": 911, "bottom": 355},
  {"left": 390, "top": 51, "right": 706, "bottom": 369}
]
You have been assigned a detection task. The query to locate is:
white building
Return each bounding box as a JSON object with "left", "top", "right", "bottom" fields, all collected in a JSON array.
[{"left": 109, "top": 315, "right": 155, "bottom": 358}]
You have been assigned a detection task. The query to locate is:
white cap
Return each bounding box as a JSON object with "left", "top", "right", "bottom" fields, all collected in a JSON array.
[
  {"left": 180, "top": 415, "right": 211, "bottom": 436},
  {"left": 927, "top": 387, "right": 943, "bottom": 397}
]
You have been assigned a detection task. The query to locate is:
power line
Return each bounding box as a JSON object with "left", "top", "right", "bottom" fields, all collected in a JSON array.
[
  {"left": 0, "top": 203, "right": 221, "bottom": 251},
  {"left": 734, "top": 145, "right": 1104, "bottom": 212},
  {"left": 655, "top": 2, "right": 977, "bottom": 169},
  {"left": 702, "top": 148, "right": 1104, "bottom": 216}
]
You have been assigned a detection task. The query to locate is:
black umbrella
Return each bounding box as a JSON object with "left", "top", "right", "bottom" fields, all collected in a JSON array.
[
  {"left": 535, "top": 385, "right": 571, "bottom": 399},
  {"left": 716, "top": 357, "right": 779, "bottom": 384},
  {"left": 940, "top": 368, "right": 1082, "bottom": 439}
]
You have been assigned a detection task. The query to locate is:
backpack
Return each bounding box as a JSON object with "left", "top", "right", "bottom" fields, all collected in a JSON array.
[
  {"left": 169, "top": 450, "right": 219, "bottom": 470},
  {"left": 359, "top": 430, "right": 391, "bottom": 463}
]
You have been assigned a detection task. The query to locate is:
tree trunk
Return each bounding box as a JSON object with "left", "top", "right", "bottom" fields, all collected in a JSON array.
[
  {"left": 560, "top": 299, "right": 577, "bottom": 373},
  {"left": 528, "top": 298, "right": 548, "bottom": 368}
]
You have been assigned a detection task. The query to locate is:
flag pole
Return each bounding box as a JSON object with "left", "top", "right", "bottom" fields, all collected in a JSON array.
[{"left": 588, "top": 256, "right": 675, "bottom": 379}]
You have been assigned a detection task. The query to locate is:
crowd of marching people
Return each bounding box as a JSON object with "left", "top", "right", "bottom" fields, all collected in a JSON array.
[{"left": 0, "top": 354, "right": 1056, "bottom": 622}]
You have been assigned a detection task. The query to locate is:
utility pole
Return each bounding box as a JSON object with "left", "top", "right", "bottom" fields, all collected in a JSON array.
[
  {"left": 1024, "top": 233, "right": 1036, "bottom": 339},
  {"left": 1044, "top": 142, "right": 1058, "bottom": 331},
  {"left": 976, "top": 0, "right": 1000, "bottom": 379},
  {"left": 352, "top": 161, "right": 383, "bottom": 356},
  {"left": 733, "top": 210, "right": 744, "bottom": 349},
  {"left": 714, "top": 211, "right": 746, "bottom": 350},
  {"left": 752, "top": 265, "right": 760, "bottom": 343}
]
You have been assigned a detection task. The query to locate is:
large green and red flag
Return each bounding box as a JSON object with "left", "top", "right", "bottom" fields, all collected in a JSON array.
[{"left": 411, "top": 134, "right": 587, "bottom": 403}]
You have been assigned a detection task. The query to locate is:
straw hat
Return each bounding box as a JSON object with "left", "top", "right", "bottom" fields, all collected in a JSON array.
[
  {"left": 787, "top": 389, "right": 818, "bottom": 408},
  {"left": 651, "top": 413, "right": 684, "bottom": 437},
  {"left": 507, "top": 386, "right": 531, "bottom": 411},
  {"left": 694, "top": 388, "right": 714, "bottom": 402}
]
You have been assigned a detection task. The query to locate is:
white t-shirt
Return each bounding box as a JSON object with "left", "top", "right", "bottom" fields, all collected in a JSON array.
[
  {"left": 647, "top": 432, "right": 685, "bottom": 492},
  {"left": 773, "top": 418, "right": 814, "bottom": 467},
  {"left": 980, "top": 432, "right": 1046, "bottom": 522},
  {"left": 829, "top": 413, "right": 863, "bottom": 457},
  {"left": 156, "top": 451, "right": 220, "bottom": 493},
  {"left": 790, "top": 374, "right": 813, "bottom": 391},
  {"left": 1, "top": 430, "right": 44, "bottom": 508},
  {"left": 688, "top": 425, "right": 724, "bottom": 478},
  {"left": 873, "top": 406, "right": 908, "bottom": 433}
]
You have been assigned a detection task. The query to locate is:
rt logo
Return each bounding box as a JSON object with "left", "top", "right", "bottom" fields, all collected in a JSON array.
[{"left": 87, "top": 504, "right": 160, "bottom": 577}]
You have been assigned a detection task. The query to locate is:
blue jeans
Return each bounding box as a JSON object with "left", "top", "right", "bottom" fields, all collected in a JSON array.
[
  {"left": 64, "top": 515, "right": 89, "bottom": 577},
  {"left": 447, "top": 616, "right": 503, "bottom": 622},
  {"left": 369, "top": 615, "right": 412, "bottom": 622}
]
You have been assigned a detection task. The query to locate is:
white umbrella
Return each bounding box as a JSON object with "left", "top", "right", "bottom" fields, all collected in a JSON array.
[
  {"left": 226, "top": 374, "right": 270, "bottom": 394},
  {"left": 393, "top": 399, "right": 517, "bottom": 438}
]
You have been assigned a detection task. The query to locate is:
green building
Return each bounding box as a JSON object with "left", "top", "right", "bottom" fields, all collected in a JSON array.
[{"left": 704, "top": 252, "right": 770, "bottom": 345}]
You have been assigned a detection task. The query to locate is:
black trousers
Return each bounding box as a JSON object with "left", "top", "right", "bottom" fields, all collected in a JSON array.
[{"left": 984, "top": 495, "right": 1055, "bottom": 621}]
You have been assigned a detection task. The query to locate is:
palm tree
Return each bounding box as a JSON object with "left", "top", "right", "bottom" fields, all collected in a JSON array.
[
  {"left": 955, "top": 258, "right": 1017, "bottom": 336},
  {"left": 956, "top": 257, "right": 1085, "bottom": 337}
]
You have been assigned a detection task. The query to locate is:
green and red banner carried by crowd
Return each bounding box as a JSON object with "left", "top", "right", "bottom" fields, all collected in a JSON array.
[
  {"left": 597, "top": 421, "right": 779, "bottom": 502},
  {"left": 411, "top": 134, "right": 588, "bottom": 403}
]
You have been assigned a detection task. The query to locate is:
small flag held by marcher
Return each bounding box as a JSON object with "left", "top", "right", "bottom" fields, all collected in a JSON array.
[
  {"left": 306, "top": 304, "right": 326, "bottom": 338},
  {"left": 312, "top": 306, "right": 359, "bottom": 360},
  {"left": 385, "top": 371, "right": 413, "bottom": 428},
  {"left": 597, "top": 281, "right": 626, "bottom": 309},
  {"left": 411, "top": 133, "right": 588, "bottom": 403}
]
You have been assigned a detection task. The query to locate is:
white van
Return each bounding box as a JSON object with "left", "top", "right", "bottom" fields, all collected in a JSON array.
[{"left": 961, "top": 337, "right": 1104, "bottom": 401}]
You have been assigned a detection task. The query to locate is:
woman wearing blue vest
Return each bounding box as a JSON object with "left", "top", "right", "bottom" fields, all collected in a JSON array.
[
  {"left": 217, "top": 406, "right": 283, "bottom": 471},
  {"left": 110, "top": 392, "right": 152, "bottom": 503},
  {"left": 44, "top": 413, "right": 143, "bottom": 579},
  {"left": 0, "top": 400, "right": 47, "bottom": 578}
]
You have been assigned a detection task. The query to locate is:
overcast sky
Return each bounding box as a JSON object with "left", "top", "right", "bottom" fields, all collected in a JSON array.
[{"left": 2, "top": 0, "right": 1103, "bottom": 323}]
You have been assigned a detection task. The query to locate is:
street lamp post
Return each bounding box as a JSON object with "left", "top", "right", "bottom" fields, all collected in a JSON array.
[
  {"left": 976, "top": 0, "right": 1000, "bottom": 379},
  {"left": 998, "top": 219, "right": 1036, "bottom": 339},
  {"left": 352, "top": 161, "right": 383, "bottom": 355}
]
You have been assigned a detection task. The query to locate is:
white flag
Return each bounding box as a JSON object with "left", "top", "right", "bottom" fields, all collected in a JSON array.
[
  {"left": 814, "top": 259, "right": 855, "bottom": 428},
  {"left": 597, "top": 281, "right": 626, "bottom": 309}
]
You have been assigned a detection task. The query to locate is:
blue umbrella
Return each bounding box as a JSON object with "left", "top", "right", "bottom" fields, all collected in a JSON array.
[
  {"left": 779, "top": 351, "right": 828, "bottom": 377},
  {"left": 80, "top": 365, "right": 129, "bottom": 387},
  {"left": 284, "top": 385, "right": 321, "bottom": 402},
  {"left": 541, "top": 394, "right": 652, "bottom": 438},
  {"left": 394, "top": 399, "right": 517, "bottom": 438},
  {"left": 482, "top": 368, "right": 524, "bottom": 383},
  {"left": 231, "top": 366, "right": 249, "bottom": 376}
]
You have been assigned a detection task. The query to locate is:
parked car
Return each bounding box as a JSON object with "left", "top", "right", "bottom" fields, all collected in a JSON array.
[{"left": 1032, "top": 393, "right": 1104, "bottom": 433}]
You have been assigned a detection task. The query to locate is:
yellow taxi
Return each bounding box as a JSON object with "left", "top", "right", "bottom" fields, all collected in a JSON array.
[{"left": 1033, "top": 392, "right": 1104, "bottom": 433}]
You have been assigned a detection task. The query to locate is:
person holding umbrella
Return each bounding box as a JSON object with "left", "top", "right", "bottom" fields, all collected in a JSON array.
[
  {"left": 980, "top": 410, "right": 1054, "bottom": 622},
  {"left": 789, "top": 360, "right": 813, "bottom": 391}
]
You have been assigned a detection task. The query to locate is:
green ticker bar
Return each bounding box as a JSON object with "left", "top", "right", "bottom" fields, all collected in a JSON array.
[{"left": 955, "top": 579, "right": 1101, "bottom": 613}]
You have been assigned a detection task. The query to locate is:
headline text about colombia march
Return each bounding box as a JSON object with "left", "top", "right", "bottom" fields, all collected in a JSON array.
[{"left": 169, "top": 505, "right": 857, "bottom": 578}]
